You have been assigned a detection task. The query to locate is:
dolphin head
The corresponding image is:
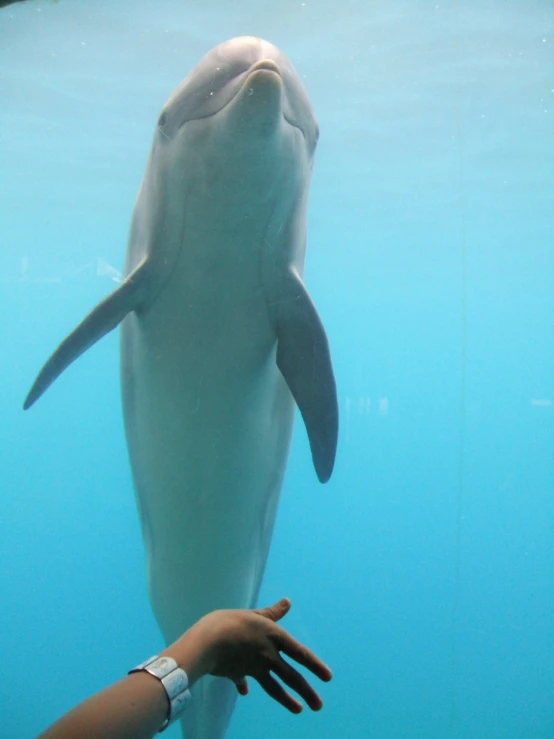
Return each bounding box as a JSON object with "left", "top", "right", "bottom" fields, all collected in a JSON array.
[
  {"left": 131, "top": 36, "right": 318, "bottom": 275},
  {"left": 155, "top": 36, "right": 319, "bottom": 155}
]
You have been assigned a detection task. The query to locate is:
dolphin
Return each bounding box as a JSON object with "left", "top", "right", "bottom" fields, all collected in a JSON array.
[{"left": 24, "top": 36, "right": 338, "bottom": 739}]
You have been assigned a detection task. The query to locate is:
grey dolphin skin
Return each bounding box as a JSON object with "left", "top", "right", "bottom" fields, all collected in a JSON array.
[{"left": 24, "top": 37, "right": 338, "bottom": 739}]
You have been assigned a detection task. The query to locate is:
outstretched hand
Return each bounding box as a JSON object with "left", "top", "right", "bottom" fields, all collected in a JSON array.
[
  {"left": 38, "top": 598, "right": 332, "bottom": 739},
  {"left": 186, "top": 598, "right": 332, "bottom": 713}
]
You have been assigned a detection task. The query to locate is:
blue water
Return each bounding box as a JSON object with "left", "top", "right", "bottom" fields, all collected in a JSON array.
[{"left": 1, "top": 1, "right": 553, "bottom": 738}]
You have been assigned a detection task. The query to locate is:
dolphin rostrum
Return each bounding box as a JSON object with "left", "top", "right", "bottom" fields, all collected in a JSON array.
[{"left": 24, "top": 36, "right": 338, "bottom": 739}]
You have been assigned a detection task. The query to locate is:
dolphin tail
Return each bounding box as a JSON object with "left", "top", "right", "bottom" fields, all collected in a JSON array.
[
  {"left": 23, "top": 260, "right": 149, "bottom": 410},
  {"left": 275, "top": 267, "right": 338, "bottom": 483}
]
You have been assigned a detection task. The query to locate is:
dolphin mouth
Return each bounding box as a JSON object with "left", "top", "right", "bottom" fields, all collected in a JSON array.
[
  {"left": 235, "top": 60, "right": 307, "bottom": 137},
  {"left": 230, "top": 59, "right": 282, "bottom": 104},
  {"left": 246, "top": 59, "right": 281, "bottom": 77},
  {"left": 160, "top": 58, "right": 307, "bottom": 140}
]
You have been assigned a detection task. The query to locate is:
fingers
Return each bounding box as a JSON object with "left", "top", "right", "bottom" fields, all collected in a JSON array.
[
  {"left": 256, "top": 672, "right": 303, "bottom": 714},
  {"left": 255, "top": 656, "right": 325, "bottom": 713},
  {"left": 273, "top": 629, "right": 333, "bottom": 682},
  {"left": 254, "top": 601, "right": 332, "bottom": 682},
  {"left": 236, "top": 601, "right": 331, "bottom": 714},
  {"left": 271, "top": 655, "right": 324, "bottom": 711},
  {"left": 254, "top": 597, "right": 291, "bottom": 623},
  {"left": 235, "top": 677, "right": 249, "bottom": 695}
]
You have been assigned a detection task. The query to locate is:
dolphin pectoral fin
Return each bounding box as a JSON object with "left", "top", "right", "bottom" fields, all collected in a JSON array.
[
  {"left": 275, "top": 268, "right": 338, "bottom": 483},
  {"left": 23, "top": 260, "right": 150, "bottom": 410}
]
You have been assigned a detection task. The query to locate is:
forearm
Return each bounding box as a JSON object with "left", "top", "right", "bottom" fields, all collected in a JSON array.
[
  {"left": 37, "top": 672, "right": 170, "bottom": 739},
  {"left": 37, "top": 627, "right": 211, "bottom": 739}
]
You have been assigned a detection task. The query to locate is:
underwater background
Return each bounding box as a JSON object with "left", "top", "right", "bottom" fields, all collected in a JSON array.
[{"left": 1, "top": 1, "right": 553, "bottom": 737}]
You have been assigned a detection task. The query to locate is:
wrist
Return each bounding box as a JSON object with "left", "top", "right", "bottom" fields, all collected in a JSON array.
[{"left": 159, "top": 618, "right": 219, "bottom": 687}]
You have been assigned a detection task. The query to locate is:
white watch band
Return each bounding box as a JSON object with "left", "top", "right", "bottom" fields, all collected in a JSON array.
[{"left": 129, "top": 655, "right": 191, "bottom": 732}]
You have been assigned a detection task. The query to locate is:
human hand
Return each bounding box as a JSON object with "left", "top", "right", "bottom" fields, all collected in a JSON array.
[{"left": 186, "top": 598, "right": 332, "bottom": 713}]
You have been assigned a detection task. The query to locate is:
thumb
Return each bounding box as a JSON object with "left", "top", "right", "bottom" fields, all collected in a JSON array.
[{"left": 254, "top": 597, "right": 291, "bottom": 623}]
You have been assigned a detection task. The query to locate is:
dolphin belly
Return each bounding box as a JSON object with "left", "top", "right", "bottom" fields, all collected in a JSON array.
[{"left": 121, "top": 277, "right": 296, "bottom": 637}]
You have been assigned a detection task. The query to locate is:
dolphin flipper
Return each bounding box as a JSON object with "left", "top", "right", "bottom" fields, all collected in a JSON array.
[
  {"left": 23, "top": 260, "right": 150, "bottom": 410},
  {"left": 275, "top": 267, "right": 338, "bottom": 483}
]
